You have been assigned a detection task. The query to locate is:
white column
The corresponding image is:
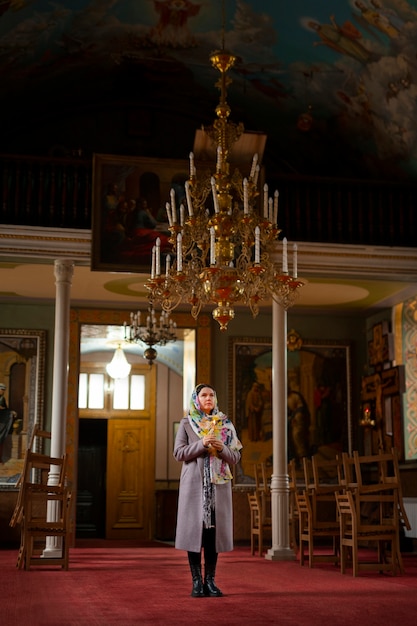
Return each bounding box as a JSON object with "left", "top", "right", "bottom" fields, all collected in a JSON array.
[
  {"left": 44, "top": 259, "right": 74, "bottom": 558},
  {"left": 265, "top": 300, "right": 295, "bottom": 560}
]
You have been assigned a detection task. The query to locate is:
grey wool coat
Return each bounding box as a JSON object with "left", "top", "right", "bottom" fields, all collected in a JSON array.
[{"left": 173, "top": 416, "right": 241, "bottom": 553}]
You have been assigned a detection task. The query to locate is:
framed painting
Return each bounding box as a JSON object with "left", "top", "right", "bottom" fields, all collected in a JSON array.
[
  {"left": 0, "top": 329, "right": 46, "bottom": 489},
  {"left": 91, "top": 153, "right": 189, "bottom": 273},
  {"left": 228, "top": 336, "right": 352, "bottom": 487}
]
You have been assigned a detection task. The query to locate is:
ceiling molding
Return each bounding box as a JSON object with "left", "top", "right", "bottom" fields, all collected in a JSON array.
[{"left": 1, "top": 226, "right": 417, "bottom": 283}]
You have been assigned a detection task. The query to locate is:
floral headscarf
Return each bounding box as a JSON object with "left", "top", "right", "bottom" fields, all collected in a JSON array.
[{"left": 188, "top": 384, "right": 242, "bottom": 486}]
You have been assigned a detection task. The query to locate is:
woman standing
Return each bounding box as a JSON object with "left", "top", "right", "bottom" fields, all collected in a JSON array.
[{"left": 174, "top": 384, "right": 242, "bottom": 597}]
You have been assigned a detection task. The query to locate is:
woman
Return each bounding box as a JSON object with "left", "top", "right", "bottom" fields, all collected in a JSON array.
[{"left": 174, "top": 384, "right": 242, "bottom": 598}]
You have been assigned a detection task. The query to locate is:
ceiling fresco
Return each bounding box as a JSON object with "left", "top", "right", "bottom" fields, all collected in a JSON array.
[{"left": 1, "top": 0, "right": 417, "bottom": 181}]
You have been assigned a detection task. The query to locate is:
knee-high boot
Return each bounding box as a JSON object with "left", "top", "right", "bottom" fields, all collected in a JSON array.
[
  {"left": 188, "top": 551, "right": 205, "bottom": 598},
  {"left": 204, "top": 553, "right": 223, "bottom": 597}
]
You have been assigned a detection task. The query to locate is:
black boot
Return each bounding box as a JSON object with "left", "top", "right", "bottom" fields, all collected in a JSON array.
[
  {"left": 204, "top": 563, "right": 223, "bottom": 597},
  {"left": 188, "top": 552, "right": 205, "bottom": 598}
]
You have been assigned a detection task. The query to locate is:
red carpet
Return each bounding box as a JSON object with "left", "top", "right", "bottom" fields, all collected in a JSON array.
[{"left": 1, "top": 541, "right": 417, "bottom": 625}]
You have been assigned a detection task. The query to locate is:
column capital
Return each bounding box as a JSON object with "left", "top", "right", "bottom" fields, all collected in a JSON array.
[{"left": 54, "top": 259, "right": 74, "bottom": 284}]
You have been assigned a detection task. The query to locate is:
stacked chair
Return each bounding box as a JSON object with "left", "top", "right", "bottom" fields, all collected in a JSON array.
[
  {"left": 296, "top": 455, "right": 341, "bottom": 568},
  {"left": 9, "top": 427, "right": 71, "bottom": 570},
  {"left": 336, "top": 448, "right": 410, "bottom": 576},
  {"left": 294, "top": 447, "right": 410, "bottom": 577}
]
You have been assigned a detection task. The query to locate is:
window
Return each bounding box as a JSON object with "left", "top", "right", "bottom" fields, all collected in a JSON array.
[{"left": 78, "top": 371, "right": 145, "bottom": 411}]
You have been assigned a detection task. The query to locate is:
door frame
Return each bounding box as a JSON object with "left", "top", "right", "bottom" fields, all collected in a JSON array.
[{"left": 67, "top": 307, "right": 211, "bottom": 541}]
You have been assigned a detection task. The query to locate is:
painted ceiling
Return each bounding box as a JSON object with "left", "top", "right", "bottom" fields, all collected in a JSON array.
[{"left": 1, "top": 1, "right": 417, "bottom": 182}]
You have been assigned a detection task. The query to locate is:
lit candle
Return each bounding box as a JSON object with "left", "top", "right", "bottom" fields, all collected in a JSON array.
[
  {"left": 283, "top": 237, "right": 288, "bottom": 273},
  {"left": 185, "top": 181, "right": 193, "bottom": 217},
  {"left": 255, "top": 226, "right": 260, "bottom": 264},
  {"left": 177, "top": 232, "right": 183, "bottom": 272},
  {"left": 151, "top": 245, "right": 156, "bottom": 279},
  {"left": 165, "top": 201, "right": 172, "bottom": 226},
  {"left": 166, "top": 253, "right": 171, "bottom": 277},
  {"left": 170, "top": 189, "right": 176, "bottom": 223},
  {"left": 263, "top": 183, "right": 268, "bottom": 218},
  {"left": 210, "top": 227, "right": 216, "bottom": 265},
  {"left": 243, "top": 178, "right": 249, "bottom": 214},
  {"left": 211, "top": 177, "right": 219, "bottom": 213},
  {"left": 250, "top": 153, "right": 258, "bottom": 179},
  {"left": 293, "top": 243, "right": 298, "bottom": 278},
  {"left": 273, "top": 190, "right": 279, "bottom": 225},
  {"left": 155, "top": 237, "right": 161, "bottom": 275}
]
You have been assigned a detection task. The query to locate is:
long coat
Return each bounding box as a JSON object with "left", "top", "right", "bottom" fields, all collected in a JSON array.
[{"left": 173, "top": 416, "right": 241, "bottom": 553}]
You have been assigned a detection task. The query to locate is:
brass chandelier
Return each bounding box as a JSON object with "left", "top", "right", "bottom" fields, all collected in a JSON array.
[
  {"left": 125, "top": 303, "right": 177, "bottom": 366},
  {"left": 146, "top": 49, "right": 304, "bottom": 330}
]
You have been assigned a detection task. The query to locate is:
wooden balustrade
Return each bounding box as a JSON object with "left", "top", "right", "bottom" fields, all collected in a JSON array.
[
  {"left": 1, "top": 153, "right": 416, "bottom": 248},
  {"left": 0, "top": 154, "right": 91, "bottom": 229}
]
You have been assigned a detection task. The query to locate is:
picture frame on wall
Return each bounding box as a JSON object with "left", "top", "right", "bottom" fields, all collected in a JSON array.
[
  {"left": 228, "top": 336, "right": 352, "bottom": 487},
  {"left": 91, "top": 153, "right": 189, "bottom": 273},
  {"left": 0, "top": 329, "right": 46, "bottom": 489}
]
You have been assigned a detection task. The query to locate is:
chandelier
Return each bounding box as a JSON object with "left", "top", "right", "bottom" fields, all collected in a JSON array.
[
  {"left": 146, "top": 49, "right": 304, "bottom": 330},
  {"left": 106, "top": 345, "right": 131, "bottom": 379},
  {"left": 124, "top": 303, "right": 177, "bottom": 366}
]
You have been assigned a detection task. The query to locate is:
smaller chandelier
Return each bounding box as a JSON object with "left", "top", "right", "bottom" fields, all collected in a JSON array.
[
  {"left": 125, "top": 303, "right": 177, "bottom": 366},
  {"left": 106, "top": 345, "right": 131, "bottom": 379}
]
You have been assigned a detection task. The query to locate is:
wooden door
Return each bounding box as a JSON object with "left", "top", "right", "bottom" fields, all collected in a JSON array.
[{"left": 106, "top": 416, "right": 154, "bottom": 539}]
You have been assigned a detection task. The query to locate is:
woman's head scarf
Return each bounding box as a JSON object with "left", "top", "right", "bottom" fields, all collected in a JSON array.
[{"left": 188, "top": 383, "right": 242, "bottom": 485}]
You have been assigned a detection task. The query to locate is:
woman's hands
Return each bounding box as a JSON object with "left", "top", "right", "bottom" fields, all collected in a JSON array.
[{"left": 203, "top": 434, "right": 224, "bottom": 452}]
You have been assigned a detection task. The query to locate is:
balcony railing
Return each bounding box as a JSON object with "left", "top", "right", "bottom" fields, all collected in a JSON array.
[
  {"left": 0, "top": 154, "right": 416, "bottom": 247},
  {"left": 1, "top": 154, "right": 91, "bottom": 230}
]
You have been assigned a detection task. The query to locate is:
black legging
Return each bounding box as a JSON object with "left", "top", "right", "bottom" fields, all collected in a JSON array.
[{"left": 188, "top": 527, "right": 217, "bottom": 568}]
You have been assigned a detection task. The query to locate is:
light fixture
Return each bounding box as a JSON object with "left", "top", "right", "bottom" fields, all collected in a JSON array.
[
  {"left": 124, "top": 303, "right": 177, "bottom": 366},
  {"left": 106, "top": 344, "right": 131, "bottom": 379},
  {"left": 145, "top": 48, "right": 305, "bottom": 330}
]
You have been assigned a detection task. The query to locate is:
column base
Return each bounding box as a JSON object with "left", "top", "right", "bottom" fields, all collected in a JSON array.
[
  {"left": 42, "top": 548, "right": 63, "bottom": 558},
  {"left": 265, "top": 547, "right": 296, "bottom": 561}
]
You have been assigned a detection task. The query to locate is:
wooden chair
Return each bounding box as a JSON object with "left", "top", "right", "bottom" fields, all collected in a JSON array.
[
  {"left": 352, "top": 449, "right": 409, "bottom": 573},
  {"left": 296, "top": 490, "right": 339, "bottom": 568},
  {"left": 10, "top": 448, "right": 67, "bottom": 569},
  {"left": 335, "top": 490, "right": 398, "bottom": 576},
  {"left": 247, "top": 491, "right": 271, "bottom": 557},
  {"left": 298, "top": 454, "right": 341, "bottom": 565},
  {"left": 253, "top": 462, "right": 271, "bottom": 494},
  {"left": 22, "top": 483, "right": 72, "bottom": 570},
  {"left": 9, "top": 427, "right": 52, "bottom": 529}
]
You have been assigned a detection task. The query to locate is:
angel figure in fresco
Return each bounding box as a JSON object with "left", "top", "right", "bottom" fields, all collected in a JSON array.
[
  {"left": 308, "top": 15, "right": 377, "bottom": 65},
  {"left": 353, "top": 1, "right": 401, "bottom": 40},
  {"left": 149, "top": 0, "right": 201, "bottom": 48}
]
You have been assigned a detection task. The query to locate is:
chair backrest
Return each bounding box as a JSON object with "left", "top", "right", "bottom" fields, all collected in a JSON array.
[
  {"left": 295, "top": 491, "right": 311, "bottom": 519},
  {"left": 302, "top": 457, "right": 314, "bottom": 492},
  {"left": 24, "top": 450, "right": 67, "bottom": 488},
  {"left": 311, "top": 454, "right": 343, "bottom": 492},
  {"left": 247, "top": 492, "right": 261, "bottom": 529},
  {"left": 353, "top": 450, "right": 399, "bottom": 491},
  {"left": 253, "top": 462, "right": 271, "bottom": 493},
  {"left": 340, "top": 452, "right": 357, "bottom": 489}
]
